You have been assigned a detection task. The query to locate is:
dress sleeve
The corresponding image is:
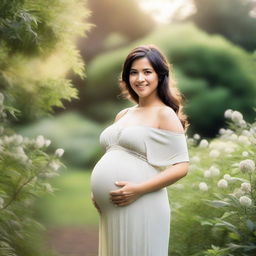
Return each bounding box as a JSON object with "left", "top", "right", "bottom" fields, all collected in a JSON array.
[{"left": 145, "top": 129, "right": 189, "bottom": 169}]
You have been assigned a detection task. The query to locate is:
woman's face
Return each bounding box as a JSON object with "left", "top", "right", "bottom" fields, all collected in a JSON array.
[{"left": 129, "top": 57, "right": 159, "bottom": 98}]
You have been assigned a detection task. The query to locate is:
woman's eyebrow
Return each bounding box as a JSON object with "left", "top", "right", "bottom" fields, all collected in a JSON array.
[{"left": 130, "top": 68, "right": 153, "bottom": 71}]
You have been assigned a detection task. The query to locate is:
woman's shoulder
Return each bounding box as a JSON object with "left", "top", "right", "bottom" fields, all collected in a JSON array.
[
  {"left": 157, "top": 106, "right": 184, "bottom": 133},
  {"left": 114, "top": 107, "right": 131, "bottom": 122}
]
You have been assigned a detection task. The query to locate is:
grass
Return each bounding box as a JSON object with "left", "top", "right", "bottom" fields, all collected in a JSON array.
[{"left": 34, "top": 168, "right": 99, "bottom": 228}]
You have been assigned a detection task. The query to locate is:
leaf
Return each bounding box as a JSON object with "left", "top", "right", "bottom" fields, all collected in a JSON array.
[
  {"left": 205, "top": 200, "right": 230, "bottom": 208},
  {"left": 200, "top": 220, "right": 215, "bottom": 226},
  {"left": 228, "top": 232, "right": 240, "bottom": 241},
  {"left": 227, "top": 243, "right": 256, "bottom": 251},
  {"left": 220, "top": 211, "right": 236, "bottom": 220},
  {"left": 215, "top": 220, "right": 238, "bottom": 233}
]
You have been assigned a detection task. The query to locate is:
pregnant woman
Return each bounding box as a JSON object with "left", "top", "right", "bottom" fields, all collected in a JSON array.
[{"left": 90, "top": 45, "right": 190, "bottom": 256}]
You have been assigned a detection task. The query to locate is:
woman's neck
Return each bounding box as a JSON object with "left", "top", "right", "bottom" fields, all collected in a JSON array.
[{"left": 137, "top": 98, "right": 165, "bottom": 108}]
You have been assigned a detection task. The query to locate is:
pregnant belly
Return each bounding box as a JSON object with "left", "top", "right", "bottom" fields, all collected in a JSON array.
[{"left": 90, "top": 149, "right": 158, "bottom": 209}]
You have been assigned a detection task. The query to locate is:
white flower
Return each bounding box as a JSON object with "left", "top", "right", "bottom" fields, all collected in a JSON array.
[
  {"left": 14, "top": 135, "right": 23, "bottom": 144},
  {"left": 209, "top": 150, "right": 220, "bottom": 158},
  {"left": 249, "top": 127, "right": 256, "bottom": 136},
  {"left": 199, "top": 139, "right": 208, "bottom": 148},
  {"left": 238, "top": 120, "right": 246, "bottom": 128},
  {"left": 242, "top": 130, "right": 251, "bottom": 137},
  {"left": 204, "top": 170, "right": 212, "bottom": 178},
  {"left": 239, "top": 159, "right": 255, "bottom": 173},
  {"left": 45, "top": 139, "right": 51, "bottom": 147},
  {"left": 16, "top": 146, "right": 25, "bottom": 155},
  {"left": 242, "top": 151, "right": 249, "bottom": 157},
  {"left": 36, "top": 135, "right": 45, "bottom": 148},
  {"left": 231, "top": 111, "right": 243, "bottom": 123},
  {"left": 230, "top": 134, "right": 238, "bottom": 141},
  {"left": 55, "top": 148, "right": 64, "bottom": 157},
  {"left": 241, "top": 182, "right": 251, "bottom": 193},
  {"left": 238, "top": 135, "right": 251, "bottom": 145},
  {"left": 219, "top": 128, "right": 226, "bottom": 135},
  {"left": 199, "top": 182, "right": 208, "bottom": 191},
  {"left": 210, "top": 166, "right": 220, "bottom": 176},
  {"left": 49, "top": 161, "right": 60, "bottom": 171},
  {"left": 15, "top": 146, "right": 28, "bottom": 163},
  {"left": 223, "top": 174, "right": 231, "bottom": 181},
  {"left": 217, "top": 179, "right": 228, "bottom": 188},
  {"left": 239, "top": 196, "right": 252, "bottom": 207},
  {"left": 0, "top": 197, "right": 4, "bottom": 208},
  {"left": 187, "top": 138, "right": 195, "bottom": 146},
  {"left": 224, "top": 109, "right": 233, "bottom": 119},
  {"left": 224, "top": 146, "right": 235, "bottom": 153},
  {"left": 193, "top": 134, "right": 200, "bottom": 140},
  {"left": 209, "top": 141, "right": 224, "bottom": 150},
  {"left": 43, "top": 183, "right": 54, "bottom": 193},
  {"left": 225, "top": 129, "right": 233, "bottom": 135},
  {"left": 3, "top": 136, "right": 13, "bottom": 144}
]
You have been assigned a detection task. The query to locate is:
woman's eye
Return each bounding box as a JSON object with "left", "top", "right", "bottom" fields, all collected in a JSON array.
[
  {"left": 130, "top": 71, "right": 137, "bottom": 75},
  {"left": 145, "top": 71, "right": 152, "bottom": 74}
]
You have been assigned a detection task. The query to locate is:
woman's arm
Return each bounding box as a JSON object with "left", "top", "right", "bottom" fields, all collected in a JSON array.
[{"left": 110, "top": 162, "right": 188, "bottom": 206}]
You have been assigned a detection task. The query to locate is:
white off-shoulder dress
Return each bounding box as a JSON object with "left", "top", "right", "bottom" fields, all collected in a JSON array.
[{"left": 90, "top": 121, "right": 189, "bottom": 256}]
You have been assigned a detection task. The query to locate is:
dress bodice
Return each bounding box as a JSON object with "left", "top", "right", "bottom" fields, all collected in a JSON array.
[{"left": 99, "top": 122, "right": 189, "bottom": 169}]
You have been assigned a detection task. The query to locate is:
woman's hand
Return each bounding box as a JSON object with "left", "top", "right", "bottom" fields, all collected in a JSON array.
[
  {"left": 91, "top": 194, "right": 101, "bottom": 214},
  {"left": 110, "top": 181, "right": 143, "bottom": 207}
]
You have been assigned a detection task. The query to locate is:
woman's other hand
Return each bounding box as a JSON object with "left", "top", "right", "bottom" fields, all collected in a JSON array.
[{"left": 91, "top": 194, "right": 101, "bottom": 214}]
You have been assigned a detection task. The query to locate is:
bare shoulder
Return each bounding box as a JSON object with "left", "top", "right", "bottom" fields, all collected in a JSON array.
[
  {"left": 114, "top": 107, "right": 130, "bottom": 122},
  {"left": 157, "top": 106, "right": 184, "bottom": 133}
]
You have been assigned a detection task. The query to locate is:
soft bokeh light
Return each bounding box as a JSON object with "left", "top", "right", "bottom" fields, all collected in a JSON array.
[{"left": 138, "top": 0, "right": 196, "bottom": 23}]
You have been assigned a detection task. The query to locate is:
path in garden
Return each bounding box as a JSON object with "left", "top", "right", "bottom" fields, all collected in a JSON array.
[{"left": 47, "top": 227, "right": 98, "bottom": 256}]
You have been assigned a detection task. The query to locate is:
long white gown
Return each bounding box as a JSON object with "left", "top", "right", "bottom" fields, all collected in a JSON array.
[{"left": 90, "top": 122, "right": 189, "bottom": 256}]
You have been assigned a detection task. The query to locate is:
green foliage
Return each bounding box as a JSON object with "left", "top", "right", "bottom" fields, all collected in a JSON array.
[
  {"left": 0, "top": 0, "right": 91, "bottom": 122},
  {"left": 86, "top": 23, "right": 256, "bottom": 137},
  {"left": 18, "top": 112, "right": 104, "bottom": 168},
  {"left": 0, "top": 0, "right": 90, "bottom": 55},
  {"left": 0, "top": 0, "right": 91, "bottom": 254},
  {"left": 0, "top": 94, "right": 64, "bottom": 256},
  {"left": 188, "top": 0, "right": 256, "bottom": 51},
  {"left": 168, "top": 109, "right": 256, "bottom": 255}
]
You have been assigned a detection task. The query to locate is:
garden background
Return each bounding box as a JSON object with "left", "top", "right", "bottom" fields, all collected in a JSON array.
[{"left": 0, "top": 0, "right": 255, "bottom": 255}]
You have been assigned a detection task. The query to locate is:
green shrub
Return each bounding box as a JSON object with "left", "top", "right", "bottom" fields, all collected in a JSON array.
[
  {"left": 168, "top": 109, "right": 256, "bottom": 255},
  {"left": 18, "top": 112, "right": 104, "bottom": 168},
  {"left": 0, "top": 0, "right": 91, "bottom": 122},
  {"left": 0, "top": 94, "right": 64, "bottom": 256}
]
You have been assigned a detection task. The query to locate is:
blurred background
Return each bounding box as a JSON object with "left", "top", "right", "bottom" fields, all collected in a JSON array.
[{"left": 1, "top": 0, "right": 256, "bottom": 255}]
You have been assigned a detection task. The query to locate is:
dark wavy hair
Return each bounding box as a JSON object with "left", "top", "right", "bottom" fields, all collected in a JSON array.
[{"left": 118, "top": 45, "right": 189, "bottom": 130}]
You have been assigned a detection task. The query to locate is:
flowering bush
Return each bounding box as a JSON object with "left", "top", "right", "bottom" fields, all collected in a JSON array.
[
  {"left": 169, "top": 109, "right": 256, "bottom": 256},
  {"left": 0, "top": 93, "right": 65, "bottom": 255},
  {"left": 199, "top": 109, "right": 256, "bottom": 256}
]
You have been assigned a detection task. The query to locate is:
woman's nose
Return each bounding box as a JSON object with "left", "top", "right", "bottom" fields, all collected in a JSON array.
[{"left": 137, "top": 73, "right": 145, "bottom": 82}]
